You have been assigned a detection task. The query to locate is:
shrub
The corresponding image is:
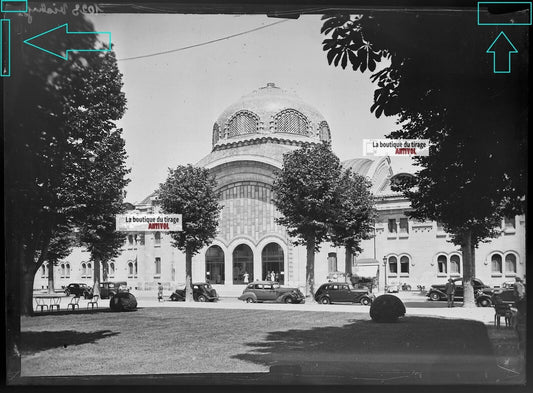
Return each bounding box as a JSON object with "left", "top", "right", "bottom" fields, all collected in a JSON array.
[
  {"left": 369, "top": 294, "right": 406, "bottom": 323},
  {"left": 109, "top": 292, "right": 137, "bottom": 311}
]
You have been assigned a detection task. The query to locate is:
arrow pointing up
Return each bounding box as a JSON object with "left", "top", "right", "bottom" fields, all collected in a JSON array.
[
  {"left": 486, "top": 31, "right": 518, "bottom": 74},
  {"left": 23, "top": 23, "right": 111, "bottom": 60}
]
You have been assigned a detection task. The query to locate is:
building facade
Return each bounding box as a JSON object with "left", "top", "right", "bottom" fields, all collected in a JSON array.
[{"left": 34, "top": 83, "right": 526, "bottom": 293}]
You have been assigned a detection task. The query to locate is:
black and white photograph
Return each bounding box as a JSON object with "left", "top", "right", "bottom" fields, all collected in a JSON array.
[{"left": 3, "top": 0, "right": 529, "bottom": 388}]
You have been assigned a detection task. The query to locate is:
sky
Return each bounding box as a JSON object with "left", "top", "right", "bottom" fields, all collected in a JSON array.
[{"left": 88, "top": 13, "right": 405, "bottom": 204}]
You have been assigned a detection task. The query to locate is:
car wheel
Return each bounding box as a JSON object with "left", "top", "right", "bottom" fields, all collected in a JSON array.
[
  {"left": 320, "top": 297, "right": 330, "bottom": 304},
  {"left": 197, "top": 295, "right": 207, "bottom": 302},
  {"left": 429, "top": 292, "right": 441, "bottom": 301},
  {"left": 360, "top": 297, "right": 371, "bottom": 306},
  {"left": 477, "top": 297, "right": 492, "bottom": 307},
  {"left": 246, "top": 297, "right": 255, "bottom": 303},
  {"left": 284, "top": 296, "right": 293, "bottom": 304}
]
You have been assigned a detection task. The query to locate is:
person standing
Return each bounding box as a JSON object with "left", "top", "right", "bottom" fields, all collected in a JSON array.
[
  {"left": 270, "top": 271, "right": 276, "bottom": 282},
  {"left": 243, "top": 272, "right": 249, "bottom": 284},
  {"left": 513, "top": 276, "right": 526, "bottom": 303},
  {"left": 157, "top": 282, "right": 164, "bottom": 302},
  {"left": 445, "top": 278, "right": 456, "bottom": 308}
]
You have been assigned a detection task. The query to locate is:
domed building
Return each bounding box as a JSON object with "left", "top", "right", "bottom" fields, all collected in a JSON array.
[{"left": 34, "top": 83, "right": 525, "bottom": 295}]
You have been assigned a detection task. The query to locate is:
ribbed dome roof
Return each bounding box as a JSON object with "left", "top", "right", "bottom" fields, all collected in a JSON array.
[{"left": 211, "top": 83, "right": 331, "bottom": 150}]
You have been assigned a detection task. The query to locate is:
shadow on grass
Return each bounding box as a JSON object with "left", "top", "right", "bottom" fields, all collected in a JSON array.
[
  {"left": 21, "top": 330, "right": 120, "bottom": 354},
  {"left": 233, "top": 316, "right": 502, "bottom": 384}
]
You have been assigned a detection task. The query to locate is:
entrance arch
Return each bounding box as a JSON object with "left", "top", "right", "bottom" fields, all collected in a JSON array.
[
  {"left": 206, "top": 245, "right": 225, "bottom": 284},
  {"left": 262, "top": 242, "right": 284, "bottom": 284},
  {"left": 233, "top": 244, "right": 254, "bottom": 284}
]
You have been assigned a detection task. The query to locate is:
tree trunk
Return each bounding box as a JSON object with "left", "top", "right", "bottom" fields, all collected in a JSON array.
[
  {"left": 461, "top": 229, "right": 476, "bottom": 308},
  {"left": 92, "top": 260, "right": 101, "bottom": 297},
  {"left": 345, "top": 248, "right": 353, "bottom": 278},
  {"left": 185, "top": 252, "right": 194, "bottom": 302},
  {"left": 305, "top": 239, "right": 316, "bottom": 302},
  {"left": 47, "top": 262, "right": 55, "bottom": 294}
]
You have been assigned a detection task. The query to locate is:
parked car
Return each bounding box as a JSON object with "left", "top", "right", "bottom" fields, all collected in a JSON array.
[
  {"left": 170, "top": 282, "right": 219, "bottom": 302},
  {"left": 314, "top": 282, "right": 374, "bottom": 305},
  {"left": 97, "top": 281, "right": 129, "bottom": 299},
  {"left": 426, "top": 278, "right": 493, "bottom": 306},
  {"left": 238, "top": 281, "right": 305, "bottom": 304},
  {"left": 64, "top": 283, "right": 91, "bottom": 298}
]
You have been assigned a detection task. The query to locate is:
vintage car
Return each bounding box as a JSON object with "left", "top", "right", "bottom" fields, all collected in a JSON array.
[
  {"left": 426, "top": 278, "right": 493, "bottom": 307},
  {"left": 314, "top": 282, "right": 374, "bottom": 305},
  {"left": 238, "top": 281, "right": 305, "bottom": 304},
  {"left": 97, "top": 281, "right": 129, "bottom": 299},
  {"left": 169, "top": 282, "right": 219, "bottom": 302},
  {"left": 64, "top": 283, "right": 92, "bottom": 298}
]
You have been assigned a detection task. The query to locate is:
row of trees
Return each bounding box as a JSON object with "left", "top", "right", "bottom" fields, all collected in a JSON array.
[
  {"left": 321, "top": 11, "right": 527, "bottom": 306},
  {"left": 156, "top": 143, "right": 376, "bottom": 302}
]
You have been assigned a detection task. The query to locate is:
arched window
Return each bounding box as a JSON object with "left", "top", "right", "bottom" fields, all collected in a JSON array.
[
  {"left": 233, "top": 244, "right": 254, "bottom": 284},
  {"left": 491, "top": 254, "right": 502, "bottom": 274},
  {"left": 154, "top": 257, "right": 161, "bottom": 277},
  {"left": 41, "top": 264, "right": 47, "bottom": 277},
  {"left": 275, "top": 109, "right": 309, "bottom": 135},
  {"left": 81, "top": 263, "right": 87, "bottom": 277},
  {"left": 128, "top": 261, "right": 134, "bottom": 277},
  {"left": 87, "top": 263, "right": 92, "bottom": 278},
  {"left": 226, "top": 111, "right": 259, "bottom": 138},
  {"left": 66, "top": 263, "right": 71, "bottom": 278},
  {"left": 206, "top": 245, "right": 225, "bottom": 284},
  {"left": 505, "top": 253, "right": 517, "bottom": 274},
  {"left": 262, "top": 243, "right": 284, "bottom": 285},
  {"left": 437, "top": 255, "right": 447, "bottom": 274},
  {"left": 318, "top": 121, "right": 331, "bottom": 141},
  {"left": 400, "top": 256, "right": 410, "bottom": 274},
  {"left": 134, "top": 260, "right": 138, "bottom": 277},
  {"left": 154, "top": 232, "right": 161, "bottom": 245},
  {"left": 450, "top": 255, "right": 461, "bottom": 274},
  {"left": 388, "top": 256, "right": 398, "bottom": 274},
  {"left": 109, "top": 262, "right": 115, "bottom": 277},
  {"left": 213, "top": 123, "right": 220, "bottom": 144},
  {"left": 61, "top": 264, "right": 66, "bottom": 278}
]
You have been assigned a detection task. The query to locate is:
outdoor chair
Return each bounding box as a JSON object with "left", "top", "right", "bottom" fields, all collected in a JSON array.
[
  {"left": 49, "top": 296, "right": 61, "bottom": 311},
  {"left": 87, "top": 295, "right": 99, "bottom": 310},
  {"left": 494, "top": 303, "right": 512, "bottom": 328},
  {"left": 68, "top": 295, "right": 80, "bottom": 311},
  {"left": 35, "top": 297, "right": 48, "bottom": 312}
]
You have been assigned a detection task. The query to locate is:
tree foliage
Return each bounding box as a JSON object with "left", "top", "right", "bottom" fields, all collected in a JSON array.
[
  {"left": 272, "top": 142, "right": 375, "bottom": 297},
  {"left": 158, "top": 165, "right": 222, "bottom": 301},
  {"left": 5, "top": 13, "right": 129, "bottom": 318},
  {"left": 321, "top": 11, "right": 528, "bottom": 306}
]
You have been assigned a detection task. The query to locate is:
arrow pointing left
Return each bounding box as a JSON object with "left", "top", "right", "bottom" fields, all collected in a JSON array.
[{"left": 23, "top": 23, "right": 111, "bottom": 60}]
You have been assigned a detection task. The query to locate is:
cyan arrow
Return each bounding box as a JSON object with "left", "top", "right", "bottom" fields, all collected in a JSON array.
[
  {"left": 23, "top": 23, "right": 111, "bottom": 60},
  {"left": 486, "top": 31, "right": 518, "bottom": 74}
]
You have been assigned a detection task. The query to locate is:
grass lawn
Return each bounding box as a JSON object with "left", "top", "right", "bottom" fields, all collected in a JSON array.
[{"left": 19, "top": 307, "right": 519, "bottom": 384}]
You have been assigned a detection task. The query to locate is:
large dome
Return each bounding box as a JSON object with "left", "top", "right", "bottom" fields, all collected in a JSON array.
[{"left": 211, "top": 83, "right": 331, "bottom": 150}]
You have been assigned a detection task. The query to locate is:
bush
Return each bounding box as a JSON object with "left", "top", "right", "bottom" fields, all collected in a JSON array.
[
  {"left": 109, "top": 292, "right": 137, "bottom": 311},
  {"left": 369, "top": 294, "right": 406, "bottom": 323}
]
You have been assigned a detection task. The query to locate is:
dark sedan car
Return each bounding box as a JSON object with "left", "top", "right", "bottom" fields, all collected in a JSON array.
[
  {"left": 314, "top": 282, "right": 374, "bottom": 305},
  {"left": 238, "top": 281, "right": 305, "bottom": 304},
  {"left": 427, "top": 278, "right": 493, "bottom": 307},
  {"left": 170, "top": 282, "right": 219, "bottom": 302},
  {"left": 64, "top": 283, "right": 91, "bottom": 298}
]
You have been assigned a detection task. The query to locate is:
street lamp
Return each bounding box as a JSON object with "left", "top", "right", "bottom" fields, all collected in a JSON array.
[{"left": 383, "top": 256, "right": 388, "bottom": 293}]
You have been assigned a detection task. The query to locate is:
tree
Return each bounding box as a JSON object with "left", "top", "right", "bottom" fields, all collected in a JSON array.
[
  {"left": 5, "top": 12, "right": 128, "bottom": 318},
  {"left": 321, "top": 11, "right": 527, "bottom": 306},
  {"left": 158, "top": 165, "right": 222, "bottom": 302},
  {"left": 272, "top": 142, "right": 344, "bottom": 299},
  {"left": 330, "top": 170, "right": 376, "bottom": 276},
  {"left": 45, "top": 226, "right": 77, "bottom": 294}
]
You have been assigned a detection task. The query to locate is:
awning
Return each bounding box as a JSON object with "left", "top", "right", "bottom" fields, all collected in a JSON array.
[{"left": 354, "top": 264, "right": 379, "bottom": 279}]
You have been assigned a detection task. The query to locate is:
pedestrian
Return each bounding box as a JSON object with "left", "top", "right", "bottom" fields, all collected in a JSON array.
[
  {"left": 445, "top": 278, "right": 456, "bottom": 308},
  {"left": 270, "top": 271, "right": 275, "bottom": 282},
  {"left": 265, "top": 271, "right": 271, "bottom": 281},
  {"left": 275, "top": 272, "right": 279, "bottom": 282},
  {"left": 157, "top": 282, "right": 163, "bottom": 302},
  {"left": 243, "top": 271, "right": 249, "bottom": 284},
  {"left": 513, "top": 277, "right": 526, "bottom": 303}
]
